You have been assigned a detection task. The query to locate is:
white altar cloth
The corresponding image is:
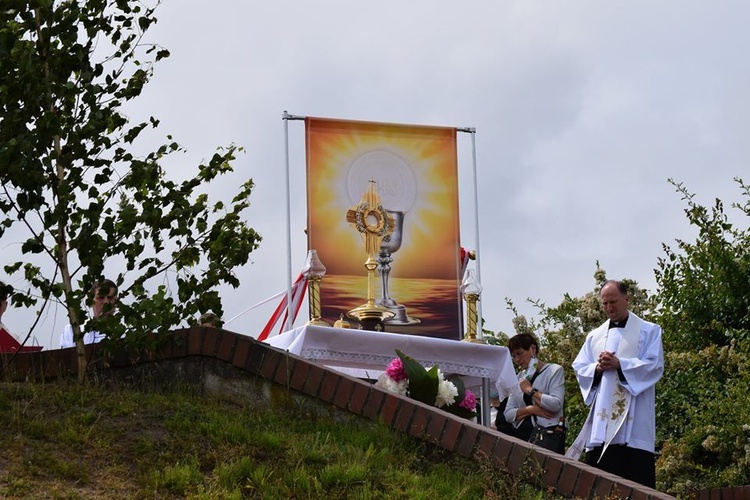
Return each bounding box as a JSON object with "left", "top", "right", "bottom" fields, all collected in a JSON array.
[{"left": 265, "top": 325, "right": 518, "bottom": 399}]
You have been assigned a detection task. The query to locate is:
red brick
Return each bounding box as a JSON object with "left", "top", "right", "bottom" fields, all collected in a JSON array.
[
  {"left": 647, "top": 488, "right": 679, "bottom": 500},
  {"left": 362, "top": 387, "right": 385, "bottom": 420},
  {"left": 272, "top": 354, "right": 295, "bottom": 386},
  {"left": 725, "top": 486, "right": 740, "bottom": 500},
  {"left": 379, "top": 393, "right": 401, "bottom": 426},
  {"left": 13, "top": 348, "right": 35, "bottom": 378},
  {"left": 394, "top": 400, "right": 417, "bottom": 433},
  {"left": 591, "top": 476, "right": 618, "bottom": 499},
  {"left": 439, "top": 416, "right": 462, "bottom": 452},
  {"left": 556, "top": 464, "right": 580, "bottom": 497},
  {"left": 232, "top": 337, "right": 252, "bottom": 369},
  {"left": 491, "top": 434, "right": 514, "bottom": 470},
  {"left": 598, "top": 470, "right": 651, "bottom": 499},
  {"left": 243, "top": 342, "right": 265, "bottom": 374},
  {"left": 169, "top": 330, "right": 189, "bottom": 358},
  {"left": 573, "top": 467, "right": 599, "bottom": 498},
  {"left": 61, "top": 348, "right": 78, "bottom": 373},
  {"left": 289, "top": 359, "right": 312, "bottom": 391},
  {"left": 523, "top": 448, "right": 547, "bottom": 479},
  {"left": 188, "top": 328, "right": 202, "bottom": 355},
  {"left": 425, "top": 412, "right": 447, "bottom": 446},
  {"left": 33, "top": 353, "right": 48, "bottom": 378},
  {"left": 455, "top": 422, "right": 480, "bottom": 457},
  {"left": 63, "top": 355, "right": 78, "bottom": 377},
  {"left": 318, "top": 371, "right": 339, "bottom": 403},
  {"left": 216, "top": 331, "right": 236, "bottom": 361},
  {"left": 540, "top": 453, "right": 565, "bottom": 487},
  {"left": 474, "top": 432, "right": 498, "bottom": 462},
  {"left": 621, "top": 484, "right": 647, "bottom": 500},
  {"left": 505, "top": 440, "right": 531, "bottom": 475},
  {"left": 302, "top": 363, "right": 327, "bottom": 397},
  {"left": 201, "top": 328, "right": 222, "bottom": 356},
  {"left": 347, "top": 383, "right": 370, "bottom": 413},
  {"left": 332, "top": 376, "right": 356, "bottom": 410},
  {"left": 259, "top": 348, "right": 285, "bottom": 381},
  {"left": 408, "top": 405, "right": 430, "bottom": 438}
]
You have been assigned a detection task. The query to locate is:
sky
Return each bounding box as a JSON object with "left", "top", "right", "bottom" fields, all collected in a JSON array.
[{"left": 4, "top": 1, "right": 750, "bottom": 350}]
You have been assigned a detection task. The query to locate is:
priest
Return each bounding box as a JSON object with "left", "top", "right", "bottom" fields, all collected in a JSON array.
[{"left": 566, "top": 280, "right": 664, "bottom": 488}]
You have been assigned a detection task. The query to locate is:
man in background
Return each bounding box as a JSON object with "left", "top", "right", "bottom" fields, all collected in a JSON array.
[{"left": 60, "top": 279, "right": 118, "bottom": 348}]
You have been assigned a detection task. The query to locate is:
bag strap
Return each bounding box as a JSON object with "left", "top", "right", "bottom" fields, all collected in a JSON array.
[
  {"left": 529, "top": 364, "right": 546, "bottom": 384},
  {"left": 526, "top": 364, "right": 553, "bottom": 426}
]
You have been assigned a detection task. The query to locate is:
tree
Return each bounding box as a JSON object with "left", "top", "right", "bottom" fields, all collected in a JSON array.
[
  {"left": 653, "top": 178, "right": 750, "bottom": 494},
  {"left": 655, "top": 178, "right": 750, "bottom": 351},
  {"left": 0, "top": 1, "right": 261, "bottom": 379}
]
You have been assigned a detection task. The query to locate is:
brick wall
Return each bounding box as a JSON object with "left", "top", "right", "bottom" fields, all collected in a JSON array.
[{"left": 1, "top": 326, "right": 677, "bottom": 499}]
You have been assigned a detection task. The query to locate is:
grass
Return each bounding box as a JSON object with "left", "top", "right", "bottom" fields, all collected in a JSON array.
[{"left": 0, "top": 378, "right": 558, "bottom": 499}]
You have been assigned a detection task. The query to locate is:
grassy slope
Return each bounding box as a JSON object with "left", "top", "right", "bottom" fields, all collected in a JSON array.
[{"left": 0, "top": 380, "right": 555, "bottom": 499}]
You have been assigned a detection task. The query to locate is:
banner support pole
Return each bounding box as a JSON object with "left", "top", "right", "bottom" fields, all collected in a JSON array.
[
  {"left": 457, "top": 127, "right": 482, "bottom": 333},
  {"left": 459, "top": 127, "right": 490, "bottom": 428},
  {"left": 282, "top": 111, "right": 305, "bottom": 332}
]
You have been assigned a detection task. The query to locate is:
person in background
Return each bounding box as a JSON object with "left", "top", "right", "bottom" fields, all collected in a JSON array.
[
  {"left": 0, "top": 281, "right": 12, "bottom": 331},
  {"left": 501, "top": 333, "right": 566, "bottom": 452},
  {"left": 1, "top": 282, "right": 45, "bottom": 353},
  {"left": 199, "top": 310, "right": 223, "bottom": 328},
  {"left": 60, "top": 279, "right": 118, "bottom": 348},
  {"left": 0, "top": 282, "right": 20, "bottom": 352},
  {"left": 568, "top": 280, "right": 664, "bottom": 488}
]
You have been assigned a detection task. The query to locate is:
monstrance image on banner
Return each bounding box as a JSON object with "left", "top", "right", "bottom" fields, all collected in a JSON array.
[{"left": 305, "top": 117, "right": 462, "bottom": 340}]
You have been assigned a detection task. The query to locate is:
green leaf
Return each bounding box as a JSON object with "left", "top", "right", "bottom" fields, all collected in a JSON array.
[
  {"left": 395, "top": 349, "right": 437, "bottom": 406},
  {"left": 395, "top": 349, "right": 426, "bottom": 380}
]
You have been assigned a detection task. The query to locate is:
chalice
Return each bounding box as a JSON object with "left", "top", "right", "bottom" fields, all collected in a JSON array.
[{"left": 376, "top": 210, "right": 420, "bottom": 325}]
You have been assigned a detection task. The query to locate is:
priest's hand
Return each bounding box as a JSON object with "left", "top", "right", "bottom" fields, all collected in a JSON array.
[{"left": 597, "top": 350, "right": 620, "bottom": 371}]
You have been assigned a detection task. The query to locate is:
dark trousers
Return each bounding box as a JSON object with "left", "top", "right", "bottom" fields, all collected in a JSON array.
[{"left": 585, "top": 444, "right": 656, "bottom": 489}]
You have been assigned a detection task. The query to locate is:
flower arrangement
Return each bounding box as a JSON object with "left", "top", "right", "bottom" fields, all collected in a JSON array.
[{"left": 375, "top": 349, "right": 477, "bottom": 419}]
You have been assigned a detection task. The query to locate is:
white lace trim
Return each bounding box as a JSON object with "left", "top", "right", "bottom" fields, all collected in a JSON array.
[{"left": 300, "top": 347, "right": 495, "bottom": 379}]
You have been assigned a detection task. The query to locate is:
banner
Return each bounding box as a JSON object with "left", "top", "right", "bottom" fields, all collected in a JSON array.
[{"left": 305, "top": 117, "right": 462, "bottom": 339}]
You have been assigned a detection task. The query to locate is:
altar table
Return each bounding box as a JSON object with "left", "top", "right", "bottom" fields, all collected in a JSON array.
[{"left": 265, "top": 325, "right": 519, "bottom": 425}]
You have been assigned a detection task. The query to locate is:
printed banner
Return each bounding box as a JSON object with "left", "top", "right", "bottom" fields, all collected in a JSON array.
[{"left": 305, "top": 117, "right": 462, "bottom": 339}]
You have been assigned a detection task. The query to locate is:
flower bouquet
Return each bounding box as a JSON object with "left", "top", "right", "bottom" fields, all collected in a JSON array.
[{"left": 375, "top": 349, "right": 477, "bottom": 420}]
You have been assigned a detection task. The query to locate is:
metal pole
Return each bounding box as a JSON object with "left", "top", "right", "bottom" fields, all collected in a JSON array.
[
  {"left": 457, "top": 127, "right": 483, "bottom": 333},
  {"left": 281, "top": 111, "right": 307, "bottom": 331},
  {"left": 482, "top": 377, "right": 491, "bottom": 428},
  {"left": 459, "top": 126, "right": 490, "bottom": 427},
  {"left": 281, "top": 111, "right": 294, "bottom": 332},
  {"left": 468, "top": 129, "right": 482, "bottom": 329}
]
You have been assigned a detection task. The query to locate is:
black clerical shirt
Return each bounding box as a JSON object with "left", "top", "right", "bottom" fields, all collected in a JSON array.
[{"left": 609, "top": 315, "right": 629, "bottom": 329}]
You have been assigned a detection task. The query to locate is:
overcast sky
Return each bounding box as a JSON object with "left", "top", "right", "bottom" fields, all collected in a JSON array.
[{"left": 5, "top": 1, "right": 750, "bottom": 349}]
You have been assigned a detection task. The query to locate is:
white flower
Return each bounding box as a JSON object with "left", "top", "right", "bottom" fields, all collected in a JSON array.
[
  {"left": 375, "top": 373, "right": 408, "bottom": 396},
  {"left": 435, "top": 370, "right": 458, "bottom": 408}
]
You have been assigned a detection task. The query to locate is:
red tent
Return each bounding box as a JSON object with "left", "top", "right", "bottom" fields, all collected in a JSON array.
[{"left": 0, "top": 327, "right": 43, "bottom": 354}]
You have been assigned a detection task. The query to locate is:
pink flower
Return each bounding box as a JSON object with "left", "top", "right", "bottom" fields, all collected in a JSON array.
[
  {"left": 459, "top": 390, "right": 477, "bottom": 411},
  {"left": 385, "top": 357, "right": 408, "bottom": 382}
]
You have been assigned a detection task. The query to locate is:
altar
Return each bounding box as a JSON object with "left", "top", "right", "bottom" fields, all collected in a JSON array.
[{"left": 265, "top": 325, "right": 519, "bottom": 426}]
